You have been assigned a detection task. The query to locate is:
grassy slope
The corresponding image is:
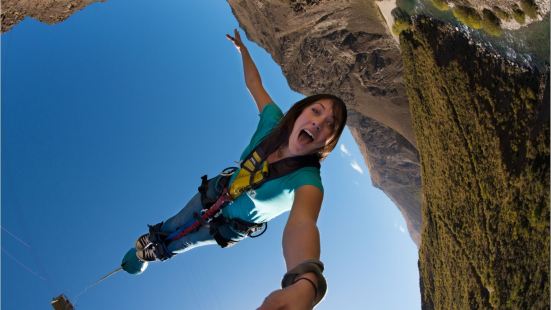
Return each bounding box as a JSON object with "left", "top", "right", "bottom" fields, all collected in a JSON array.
[{"left": 399, "top": 16, "right": 549, "bottom": 309}]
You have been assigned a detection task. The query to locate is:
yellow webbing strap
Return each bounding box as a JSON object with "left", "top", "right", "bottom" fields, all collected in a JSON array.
[{"left": 229, "top": 151, "right": 269, "bottom": 199}]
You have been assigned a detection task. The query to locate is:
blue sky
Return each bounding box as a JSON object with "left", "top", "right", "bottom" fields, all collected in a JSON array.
[{"left": 1, "top": 1, "right": 420, "bottom": 309}]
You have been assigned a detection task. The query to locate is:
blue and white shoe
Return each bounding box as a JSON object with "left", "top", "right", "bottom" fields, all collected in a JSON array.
[
  {"left": 135, "top": 234, "right": 151, "bottom": 251},
  {"left": 136, "top": 243, "right": 173, "bottom": 262}
]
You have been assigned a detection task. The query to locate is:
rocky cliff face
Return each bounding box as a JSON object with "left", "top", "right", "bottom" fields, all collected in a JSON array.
[
  {"left": 1, "top": 0, "right": 102, "bottom": 33},
  {"left": 401, "top": 15, "right": 549, "bottom": 309},
  {"left": 227, "top": 0, "right": 423, "bottom": 245}
]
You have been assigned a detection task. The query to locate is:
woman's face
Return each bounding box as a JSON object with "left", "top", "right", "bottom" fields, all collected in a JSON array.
[{"left": 288, "top": 98, "right": 336, "bottom": 156}]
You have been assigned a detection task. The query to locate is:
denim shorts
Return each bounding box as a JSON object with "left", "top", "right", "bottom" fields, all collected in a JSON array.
[{"left": 160, "top": 171, "right": 249, "bottom": 253}]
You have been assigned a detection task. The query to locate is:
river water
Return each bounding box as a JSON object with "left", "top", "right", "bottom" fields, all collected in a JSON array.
[{"left": 396, "top": 0, "right": 550, "bottom": 70}]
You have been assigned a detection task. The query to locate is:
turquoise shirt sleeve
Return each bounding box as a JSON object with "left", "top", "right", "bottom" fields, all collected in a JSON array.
[
  {"left": 286, "top": 166, "right": 324, "bottom": 194},
  {"left": 239, "top": 103, "right": 283, "bottom": 160}
]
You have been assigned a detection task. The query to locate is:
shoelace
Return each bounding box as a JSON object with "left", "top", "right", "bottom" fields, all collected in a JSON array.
[
  {"left": 140, "top": 247, "right": 158, "bottom": 261},
  {"left": 138, "top": 235, "right": 151, "bottom": 249}
]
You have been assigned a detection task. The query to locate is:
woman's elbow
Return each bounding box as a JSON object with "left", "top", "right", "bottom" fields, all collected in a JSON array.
[
  {"left": 284, "top": 218, "right": 319, "bottom": 237},
  {"left": 245, "top": 76, "right": 262, "bottom": 89}
]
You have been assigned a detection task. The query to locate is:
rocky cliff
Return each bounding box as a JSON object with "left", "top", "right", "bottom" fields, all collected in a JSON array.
[
  {"left": 227, "top": 0, "right": 423, "bottom": 245},
  {"left": 1, "top": 0, "right": 102, "bottom": 33},
  {"left": 401, "top": 15, "right": 549, "bottom": 309}
]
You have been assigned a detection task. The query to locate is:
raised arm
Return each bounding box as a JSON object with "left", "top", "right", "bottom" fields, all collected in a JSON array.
[
  {"left": 226, "top": 29, "right": 273, "bottom": 113},
  {"left": 258, "top": 185, "right": 324, "bottom": 310}
]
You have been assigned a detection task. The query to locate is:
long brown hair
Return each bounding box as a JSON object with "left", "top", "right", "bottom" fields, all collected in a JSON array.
[{"left": 263, "top": 94, "right": 348, "bottom": 161}]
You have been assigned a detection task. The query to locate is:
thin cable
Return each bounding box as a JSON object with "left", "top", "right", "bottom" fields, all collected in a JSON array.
[
  {"left": 1, "top": 246, "right": 47, "bottom": 281},
  {"left": 1, "top": 226, "right": 31, "bottom": 248},
  {"left": 5, "top": 170, "right": 54, "bottom": 294}
]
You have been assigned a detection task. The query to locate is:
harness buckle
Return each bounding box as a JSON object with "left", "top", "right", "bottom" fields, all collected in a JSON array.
[{"left": 200, "top": 208, "right": 222, "bottom": 223}]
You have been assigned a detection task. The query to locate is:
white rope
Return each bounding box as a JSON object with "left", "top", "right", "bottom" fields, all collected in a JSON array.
[{"left": 73, "top": 266, "right": 123, "bottom": 305}]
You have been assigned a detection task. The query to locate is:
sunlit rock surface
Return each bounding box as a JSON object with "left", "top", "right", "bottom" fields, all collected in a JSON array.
[
  {"left": 401, "top": 15, "right": 549, "bottom": 309},
  {"left": 1, "top": 0, "right": 103, "bottom": 33},
  {"left": 228, "top": 0, "right": 423, "bottom": 246}
]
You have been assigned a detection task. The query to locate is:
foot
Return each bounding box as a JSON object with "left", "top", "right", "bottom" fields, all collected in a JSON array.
[
  {"left": 136, "top": 247, "right": 158, "bottom": 262},
  {"left": 136, "top": 243, "right": 173, "bottom": 262},
  {"left": 135, "top": 233, "right": 152, "bottom": 251}
]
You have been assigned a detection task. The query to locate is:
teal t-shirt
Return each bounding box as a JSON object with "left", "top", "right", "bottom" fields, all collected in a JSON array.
[{"left": 222, "top": 103, "right": 324, "bottom": 224}]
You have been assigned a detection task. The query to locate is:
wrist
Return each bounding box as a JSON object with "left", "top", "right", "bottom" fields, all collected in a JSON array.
[
  {"left": 239, "top": 45, "right": 249, "bottom": 54},
  {"left": 292, "top": 277, "right": 318, "bottom": 304},
  {"left": 281, "top": 259, "right": 327, "bottom": 306}
]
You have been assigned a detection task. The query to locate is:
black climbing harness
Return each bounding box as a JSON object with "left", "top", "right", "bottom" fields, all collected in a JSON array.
[
  {"left": 149, "top": 137, "right": 321, "bottom": 251},
  {"left": 196, "top": 138, "right": 320, "bottom": 247}
]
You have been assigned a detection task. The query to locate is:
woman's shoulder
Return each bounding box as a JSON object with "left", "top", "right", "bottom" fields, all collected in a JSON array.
[
  {"left": 286, "top": 166, "right": 324, "bottom": 193},
  {"left": 259, "top": 102, "right": 283, "bottom": 119}
]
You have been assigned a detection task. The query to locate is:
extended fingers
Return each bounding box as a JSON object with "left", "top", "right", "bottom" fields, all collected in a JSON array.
[{"left": 226, "top": 29, "right": 242, "bottom": 42}]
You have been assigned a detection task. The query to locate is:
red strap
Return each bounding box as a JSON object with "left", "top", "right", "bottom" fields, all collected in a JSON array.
[{"left": 170, "top": 189, "right": 232, "bottom": 241}]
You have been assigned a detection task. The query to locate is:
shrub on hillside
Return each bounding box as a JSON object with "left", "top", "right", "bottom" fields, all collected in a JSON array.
[
  {"left": 512, "top": 4, "right": 526, "bottom": 24},
  {"left": 391, "top": 7, "right": 411, "bottom": 35},
  {"left": 493, "top": 6, "right": 511, "bottom": 21},
  {"left": 482, "top": 9, "right": 503, "bottom": 36},
  {"left": 520, "top": 0, "right": 539, "bottom": 18},
  {"left": 453, "top": 5, "right": 482, "bottom": 29}
]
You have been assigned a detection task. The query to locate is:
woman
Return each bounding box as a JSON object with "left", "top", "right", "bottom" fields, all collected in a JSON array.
[{"left": 122, "top": 29, "right": 347, "bottom": 309}]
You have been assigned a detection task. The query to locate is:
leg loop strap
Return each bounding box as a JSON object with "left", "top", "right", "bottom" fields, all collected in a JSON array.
[
  {"left": 146, "top": 222, "right": 173, "bottom": 260},
  {"left": 198, "top": 175, "right": 212, "bottom": 209}
]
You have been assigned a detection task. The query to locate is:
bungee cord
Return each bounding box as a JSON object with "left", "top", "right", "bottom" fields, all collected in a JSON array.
[{"left": 72, "top": 266, "right": 124, "bottom": 306}]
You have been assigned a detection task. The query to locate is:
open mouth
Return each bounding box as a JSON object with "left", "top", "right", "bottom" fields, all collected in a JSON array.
[{"left": 298, "top": 129, "right": 315, "bottom": 144}]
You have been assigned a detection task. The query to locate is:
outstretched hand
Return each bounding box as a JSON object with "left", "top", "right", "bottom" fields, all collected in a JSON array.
[{"left": 226, "top": 29, "right": 247, "bottom": 53}]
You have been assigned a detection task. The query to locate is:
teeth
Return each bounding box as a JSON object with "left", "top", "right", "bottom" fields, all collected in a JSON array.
[{"left": 304, "top": 129, "right": 315, "bottom": 139}]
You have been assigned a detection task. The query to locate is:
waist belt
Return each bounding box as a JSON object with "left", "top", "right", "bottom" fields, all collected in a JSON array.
[{"left": 197, "top": 169, "right": 267, "bottom": 248}]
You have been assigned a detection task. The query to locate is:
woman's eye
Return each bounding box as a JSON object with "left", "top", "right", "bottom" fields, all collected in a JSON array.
[{"left": 312, "top": 108, "right": 320, "bottom": 114}]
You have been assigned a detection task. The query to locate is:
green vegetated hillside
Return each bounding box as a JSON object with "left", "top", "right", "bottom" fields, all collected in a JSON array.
[{"left": 399, "top": 16, "right": 549, "bottom": 309}]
